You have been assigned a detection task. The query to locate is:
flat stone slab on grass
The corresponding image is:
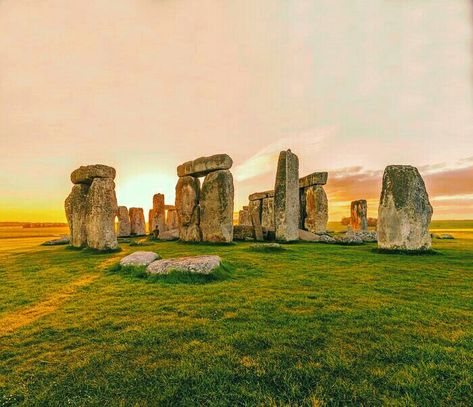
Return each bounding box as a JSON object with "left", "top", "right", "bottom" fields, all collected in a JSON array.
[
  {"left": 41, "top": 236, "right": 70, "bottom": 246},
  {"left": 298, "top": 229, "right": 335, "bottom": 243},
  {"left": 147, "top": 255, "right": 221, "bottom": 275},
  {"left": 120, "top": 251, "right": 160, "bottom": 267}
]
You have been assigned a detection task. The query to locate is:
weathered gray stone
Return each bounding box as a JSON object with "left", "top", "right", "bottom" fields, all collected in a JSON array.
[
  {"left": 298, "top": 229, "right": 336, "bottom": 243},
  {"left": 335, "top": 229, "right": 364, "bottom": 245},
  {"left": 353, "top": 230, "right": 377, "bottom": 243},
  {"left": 65, "top": 184, "right": 89, "bottom": 248},
  {"left": 238, "top": 208, "right": 251, "bottom": 226},
  {"left": 71, "top": 164, "right": 116, "bottom": 185},
  {"left": 86, "top": 178, "right": 119, "bottom": 250},
  {"left": 157, "top": 228, "right": 180, "bottom": 241},
  {"left": 175, "top": 176, "right": 201, "bottom": 242},
  {"left": 249, "top": 190, "right": 274, "bottom": 201},
  {"left": 299, "top": 172, "right": 328, "bottom": 188},
  {"left": 261, "top": 197, "right": 274, "bottom": 229},
  {"left": 274, "top": 150, "right": 300, "bottom": 242},
  {"left": 149, "top": 209, "right": 158, "bottom": 235},
  {"left": 200, "top": 170, "right": 234, "bottom": 242},
  {"left": 147, "top": 255, "right": 221, "bottom": 275},
  {"left": 233, "top": 225, "right": 256, "bottom": 240},
  {"left": 120, "top": 251, "right": 160, "bottom": 267},
  {"left": 177, "top": 154, "right": 233, "bottom": 178},
  {"left": 152, "top": 193, "right": 166, "bottom": 233},
  {"left": 165, "top": 208, "right": 179, "bottom": 231},
  {"left": 302, "top": 185, "right": 328, "bottom": 234},
  {"left": 248, "top": 199, "right": 262, "bottom": 226},
  {"left": 378, "top": 165, "right": 433, "bottom": 251},
  {"left": 129, "top": 207, "right": 146, "bottom": 236},
  {"left": 251, "top": 209, "right": 264, "bottom": 242},
  {"left": 117, "top": 206, "right": 131, "bottom": 237},
  {"left": 350, "top": 200, "right": 368, "bottom": 231},
  {"left": 41, "top": 235, "right": 70, "bottom": 246}
]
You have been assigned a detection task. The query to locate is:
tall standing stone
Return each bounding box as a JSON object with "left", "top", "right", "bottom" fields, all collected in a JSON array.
[
  {"left": 129, "top": 207, "right": 146, "bottom": 236},
  {"left": 65, "top": 164, "right": 118, "bottom": 251},
  {"left": 261, "top": 197, "right": 275, "bottom": 229},
  {"left": 303, "top": 185, "right": 328, "bottom": 234},
  {"left": 274, "top": 150, "right": 299, "bottom": 241},
  {"left": 117, "top": 206, "right": 131, "bottom": 237},
  {"left": 65, "top": 184, "right": 90, "bottom": 247},
  {"left": 238, "top": 206, "right": 251, "bottom": 226},
  {"left": 351, "top": 200, "right": 368, "bottom": 231},
  {"left": 378, "top": 165, "right": 433, "bottom": 251},
  {"left": 86, "top": 178, "right": 118, "bottom": 250},
  {"left": 165, "top": 208, "right": 179, "bottom": 230},
  {"left": 175, "top": 176, "right": 201, "bottom": 241},
  {"left": 200, "top": 170, "right": 234, "bottom": 242},
  {"left": 152, "top": 193, "right": 166, "bottom": 233}
]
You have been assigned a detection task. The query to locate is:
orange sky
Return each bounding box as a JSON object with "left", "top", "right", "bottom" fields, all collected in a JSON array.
[{"left": 0, "top": 0, "right": 472, "bottom": 222}]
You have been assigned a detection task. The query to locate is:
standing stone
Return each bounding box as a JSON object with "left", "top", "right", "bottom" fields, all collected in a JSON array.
[
  {"left": 175, "top": 176, "right": 201, "bottom": 241},
  {"left": 274, "top": 150, "right": 299, "bottom": 241},
  {"left": 251, "top": 211, "right": 264, "bottom": 242},
  {"left": 65, "top": 184, "right": 90, "bottom": 247},
  {"left": 148, "top": 209, "right": 158, "bottom": 235},
  {"left": 117, "top": 206, "right": 131, "bottom": 237},
  {"left": 238, "top": 206, "right": 251, "bottom": 226},
  {"left": 261, "top": 197, "right": 274, "bottom": 229},
  {"left": 350, "top": 200, "right": 368, "bottom": 231},
  {"left": 248, "top": 200, "right": 262, "bottom": 227},
  {"left": 86, "top": 178, "right": 118, "bottom": 250},
  {"left": 200, "top": 170, "right": 234, "bottom": 242},
  {"left": 165, "top": 208, "right": 179, "bottom": 230},
  {"left": 129, "top": 207, "right": 146, "bottom": 236},
  {"left": 152, "top": 193, "right": 166, "bottom": 233},
  {"left": 303, "top": 185, "right": 328, "bottom": 234},
  {"left": 378, "top": 165, "right": 433, "bottom": 251}
]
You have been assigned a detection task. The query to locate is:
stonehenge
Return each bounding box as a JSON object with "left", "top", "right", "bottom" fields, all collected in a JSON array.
[
  {"left": 378, "top": 165, "right": 433, "bottom": 251},
  {"left": 274, "top": 150, "right": 300, "bottom": 242},
  {"left": 175, "top": 154, "right": 234, "bottom": 242},
  {"left": 129, "top": 207, "right": 146, "bottom": 236},
  {"left": 65, "top": 164, "right": 118, "bottom": 251},
  {"left": 350, "top": 200, "right": 368, "bottom": 231},
  {"left": 64, "top": 155, "right": 435, "bottom": 253}
]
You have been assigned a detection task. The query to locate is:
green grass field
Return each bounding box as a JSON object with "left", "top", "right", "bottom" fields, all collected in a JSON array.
[{"left": 0, "top": 223, "right": 472, "bottom": 406}]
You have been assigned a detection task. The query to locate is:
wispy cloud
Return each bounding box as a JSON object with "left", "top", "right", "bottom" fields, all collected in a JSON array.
[{"left": 234, "top": 126, "right": 337, "bottom": 182}]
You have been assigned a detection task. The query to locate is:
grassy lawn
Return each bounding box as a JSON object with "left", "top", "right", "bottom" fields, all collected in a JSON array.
[{"left": 0, "top": 225, "right": 472, "bottom": 406}]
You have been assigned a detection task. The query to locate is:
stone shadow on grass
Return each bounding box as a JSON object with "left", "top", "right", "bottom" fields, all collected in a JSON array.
[
  {"left": 66, "top": 246, "right": 122, "bottom": 255},
  {"left": 372, "top": 248, "right": 440, "bottom": 256}
]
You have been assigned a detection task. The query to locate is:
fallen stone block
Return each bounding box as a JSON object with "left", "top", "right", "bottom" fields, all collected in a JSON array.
[
  {"left": 120, "top": 251, "right": 160, "bottom": 267},
  {"left": 147, "top": 255, "right": 221, "bottom": 275},
  {"left": 298, "top": 229, "right": 336, "bottom": 243}
]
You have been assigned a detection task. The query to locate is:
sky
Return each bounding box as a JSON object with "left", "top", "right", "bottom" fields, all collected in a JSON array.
[{"left": 0, "top": 0, "right": 472, "bottom": 222}]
